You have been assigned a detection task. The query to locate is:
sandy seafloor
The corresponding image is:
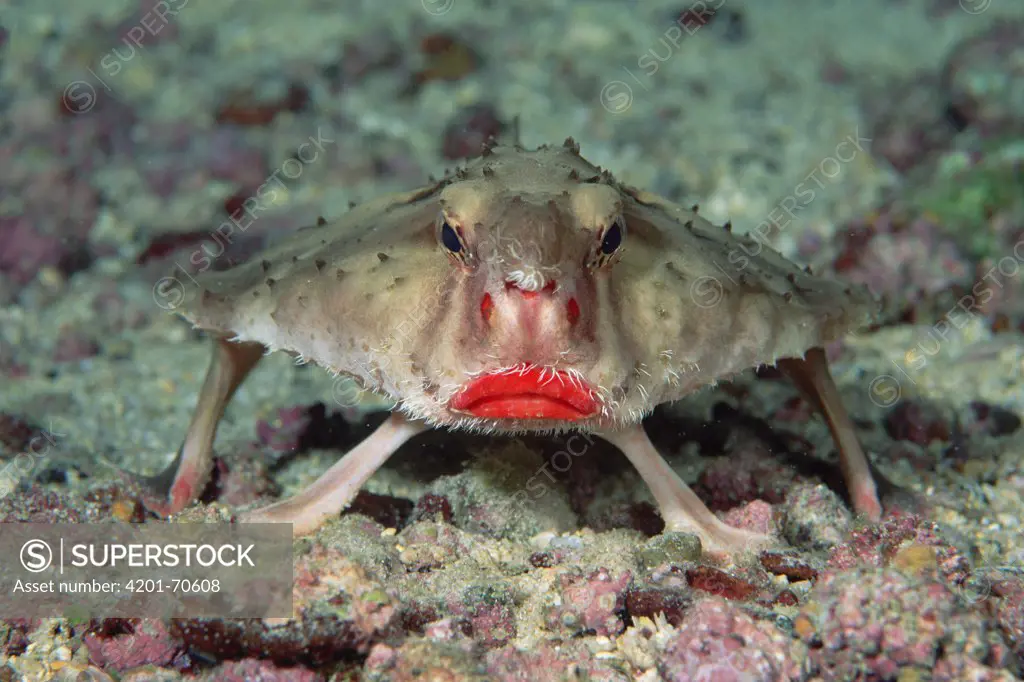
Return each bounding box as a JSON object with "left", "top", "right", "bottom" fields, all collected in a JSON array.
[{"left": 2, "top": 0, "right": 1024, "bottom": 679}]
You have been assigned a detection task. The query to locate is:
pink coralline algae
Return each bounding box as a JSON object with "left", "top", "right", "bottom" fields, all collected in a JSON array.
[
  {"left": 696, "top": 442, "right": 798, "bottom": 511},
  {"left": 84, "top": 619, "right": 182, "bottom": 672},
  {"left": 363, "top": 638, "right": 479, "bottom": 681},
  {"left": 832, "top": 210, "right": 970, "bottom": 310},
  {"left": 720, "top": 499, "right": 776, "bottom": 536},
  {"left": 827, "top": 514, "right": 970, "bottom": 586},
  {"left": 464, "top": 601, "right": 516, "bottom": 648},
  {"left": 993, "top": 578, "right": 1024, "bottom": 660},
  {"left": 291, "top": 543, "right": 398, "bottom": 639},
  {"left": 542, "top": 567, "right": 631, "bottom": 637},
  {"left": 170, "top": 540, "right": 398, "bottom": 667},
  {"left": 658, "top": 597, "right": 811, "bottom": 682},
  {"left": 194, "top": 658, "right": 324, "bottom": 682},
  {"left": 795, "top": 567, "right": 1012, "bottom": 680},
  {"left": 442, "top": 584, "right": 517, "bottom": 648}
]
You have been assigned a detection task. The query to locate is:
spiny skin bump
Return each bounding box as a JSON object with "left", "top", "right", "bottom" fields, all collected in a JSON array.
[
  {"left": 154, "top": 138, "right": 882, "bottom": 551},
  {"left": 178, "top": 141, "right": 876, "bottom": 435}
]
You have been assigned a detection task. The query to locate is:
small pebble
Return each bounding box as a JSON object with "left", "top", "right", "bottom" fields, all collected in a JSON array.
[
  {"left": 638, "top": 531, "right": 703, "bottom": 569},
  {"left": 792, "top": 613, "right": 816, "bottom": 640},
  {"left": 891, "top": 543, "right": 939, "bottom": 575}
]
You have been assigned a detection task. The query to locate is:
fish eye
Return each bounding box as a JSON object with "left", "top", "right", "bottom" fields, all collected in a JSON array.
[
  {"left": 600, "top": 221, "right": 623, "bottom": 254},
  {"left": 441, "top": 221, "right": 463, "bottom": 253}
]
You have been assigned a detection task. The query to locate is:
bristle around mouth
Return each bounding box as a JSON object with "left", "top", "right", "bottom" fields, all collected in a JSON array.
[{"left": 449, "top": 366, "right": 598, "bottom": 420}]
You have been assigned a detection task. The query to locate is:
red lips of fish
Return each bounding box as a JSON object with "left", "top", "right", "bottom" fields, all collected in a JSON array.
[{"left": 449, "top": 367, "right": 598, "bottom": 420}]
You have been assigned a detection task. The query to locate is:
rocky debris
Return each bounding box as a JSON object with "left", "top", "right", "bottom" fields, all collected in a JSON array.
[{"left": 794, "top": 566, "right": 1013, "bottom": 679}]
